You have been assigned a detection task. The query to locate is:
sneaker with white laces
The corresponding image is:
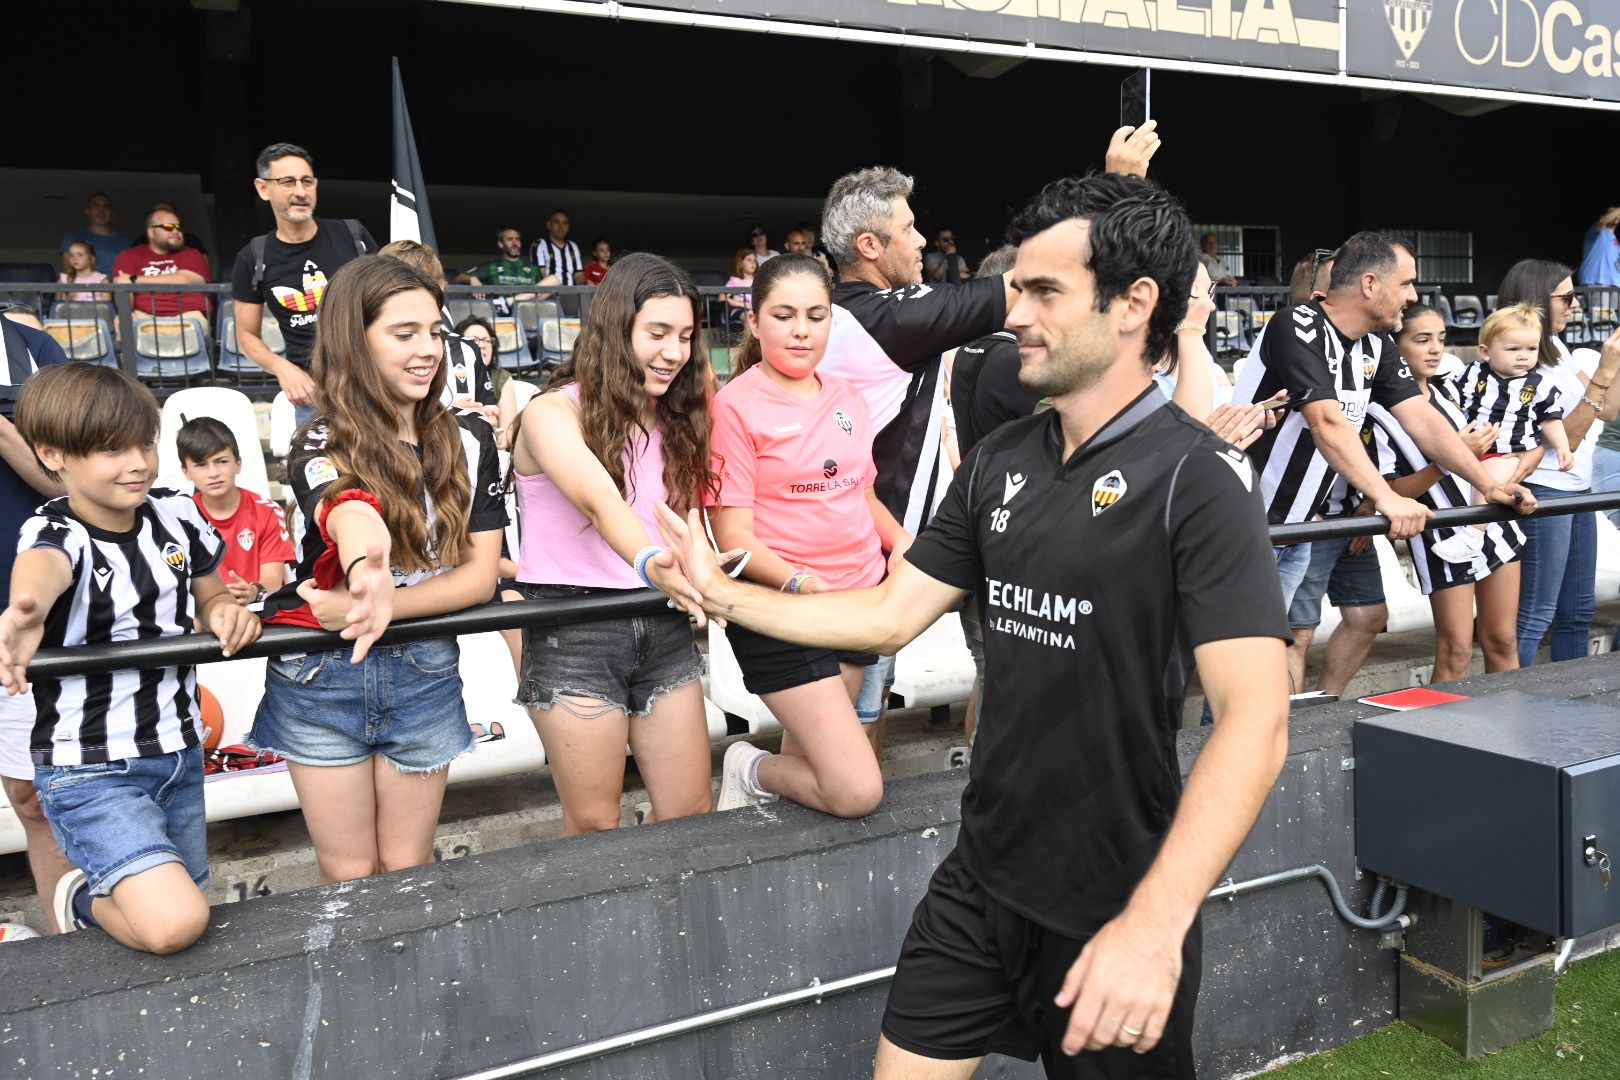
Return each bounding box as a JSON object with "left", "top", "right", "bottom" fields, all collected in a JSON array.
[
  {"left": 716, "top": 741, "right": 776, "bottom": 811},
  {"left": 52, "top": 868, "right": 89, "bottom": 933},
  {"left": 1431, "top": 527, "right": 1486, "bottom": 564}
]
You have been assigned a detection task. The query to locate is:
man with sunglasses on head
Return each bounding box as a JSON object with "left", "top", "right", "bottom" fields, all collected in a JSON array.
[
  {"left": 229, "top": 142, "right": 376, "bottom": 422},
  {"left": 112, "top": 207, "right": 212, "bottom": 328}
]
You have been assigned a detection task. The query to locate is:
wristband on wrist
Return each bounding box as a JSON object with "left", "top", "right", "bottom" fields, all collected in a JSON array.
[
  {"left": 1584, "top": 394, "right": 1606, "bottom": 413},
  {"left": 633, "top": 546, "right": 664, "bottom": 589},
  {"left": 1591, "top": 380, "right": 1611, "bottom": 391},
  {"left": 784, "top": 571, "right": 814, "bottom": 594},
  {"left": 1174, "top": 322, "right": 1207, "bottom": 334},
  {"left": 343, "top": 554, "right": 368, "bottom": 591}
]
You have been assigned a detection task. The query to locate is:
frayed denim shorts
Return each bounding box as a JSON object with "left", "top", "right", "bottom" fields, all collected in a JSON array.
[
  {"left": 249, "top": 639, "right": 473, "bottom": 773},
  {"left": 517, "top": 583, "right": 705, "bottom": 718},
  {"left": 34, "top": 746, "right": 208, "bottom": 896}
]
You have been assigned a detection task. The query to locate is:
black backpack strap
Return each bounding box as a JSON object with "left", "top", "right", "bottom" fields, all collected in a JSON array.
[
  {"left": 250, "top": 232, "right": 270, "bottom": 294},
  {"left": 343, "top": 219, "right": 368, "bottom": 256}
]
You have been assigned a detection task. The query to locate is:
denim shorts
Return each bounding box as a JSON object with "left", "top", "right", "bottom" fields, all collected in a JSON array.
[
  {"left": 249, "top": 639, "right": 474, "bottom": 773},
  {"left": 33, "top": 746, "right": 208, "bottom": 897},
  {"left": 517, "top": 583, "right": 705, "bottom": 717},
  {"left": 856, "top": 654, "right": 896, "bottom": 724},
  {"left": 1287, "top": 537, "right": 1386, "bottom": 630}
]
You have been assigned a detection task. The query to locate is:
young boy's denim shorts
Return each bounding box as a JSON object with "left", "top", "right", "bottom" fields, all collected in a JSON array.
[
  {"left": 517, "top": 583, "right": 705, "bottom": 717},
  {"left": 33, "top": 746, "right": 208, "bottom": 897},
  {"left": 855, "top": 654, "right": 896, "bottom": 725},
  {"left": 249, "top": 639, "right": 474, "bottom": 773}
]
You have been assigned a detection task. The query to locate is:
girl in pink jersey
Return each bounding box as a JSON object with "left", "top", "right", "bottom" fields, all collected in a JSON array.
[{"left": 708, "top": 254, "right": 911, "bottom": 818}]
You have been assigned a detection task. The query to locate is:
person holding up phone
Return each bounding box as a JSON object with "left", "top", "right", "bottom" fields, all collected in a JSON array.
[{"left": 707, "top": 253, "right": 911, "bottom": 819}]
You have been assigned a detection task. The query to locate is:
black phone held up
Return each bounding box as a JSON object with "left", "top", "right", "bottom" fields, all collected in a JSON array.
[{"left": 1120, "top": 68, "right": 1151, "bottom": 130}]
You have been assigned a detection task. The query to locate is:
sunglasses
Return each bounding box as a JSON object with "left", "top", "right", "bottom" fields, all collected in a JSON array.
[
  {"left": 150, "top": 223, "right": 184, "bottom": 233},
  {"left": 1552, "top": 290, "right": 1580, "bottom": 306}
]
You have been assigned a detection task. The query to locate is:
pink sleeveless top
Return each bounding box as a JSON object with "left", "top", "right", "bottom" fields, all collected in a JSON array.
[{"left": 515, "top": 384, "right": 669, "bottom": 589}]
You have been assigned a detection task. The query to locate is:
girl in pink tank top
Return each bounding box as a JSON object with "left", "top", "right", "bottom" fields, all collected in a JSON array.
[
  {"left": 706, "top": 254, "right": 912, "bottom": 819},
  {"left": 508, "top": 253, "right": 721, "bottom": 835}
]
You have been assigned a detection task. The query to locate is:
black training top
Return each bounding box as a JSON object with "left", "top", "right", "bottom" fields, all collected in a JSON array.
[
  {"left": 951, "top": 329, "right": 1043, "bottom": 455},
  {"left": 905, "top": 388, "right": 1291, "bottom": 938}
]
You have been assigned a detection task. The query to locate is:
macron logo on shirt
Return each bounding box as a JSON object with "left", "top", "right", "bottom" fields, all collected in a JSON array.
[{"left": 1002, "top": 472, "right": 1027, "bottom": 505}]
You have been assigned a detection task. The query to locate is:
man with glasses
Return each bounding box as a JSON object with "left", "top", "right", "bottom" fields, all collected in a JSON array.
[
  {"left": 229, "top": 143, "right": 376, "bottom": 420},
  {"left": 111, "top": 207, "right": 212, "bottom": 326},
  {"left": 924, "top": 229, "right": 970, "bottom": 285}
]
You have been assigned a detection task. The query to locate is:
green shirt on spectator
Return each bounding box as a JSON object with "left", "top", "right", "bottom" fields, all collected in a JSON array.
[
  {"left": 1599, "top": 415, "right": 1620, "bottom": 453},
  {"left": 467, "top": 257, "right": 543, "bottom": 287}
]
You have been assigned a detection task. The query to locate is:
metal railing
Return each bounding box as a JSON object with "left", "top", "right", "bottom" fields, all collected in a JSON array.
[
  {"left": 3, "top": 281, "right": 755, "bottom": 398},
  {"left": 24, "top": 493, "right": 1620, "bottom": 681}
]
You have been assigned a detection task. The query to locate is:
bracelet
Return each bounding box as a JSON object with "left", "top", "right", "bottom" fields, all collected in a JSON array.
[
  {"left": 342, "top": 554, "right": 370, "bottom": 591},
  {"left": 1591, "top": 380, "right": 1611, "bottom": 391},
  {"left": 784, "top": 571, "right": 814, "bottom": 594},
  {"left": 1174, "top": 322, "right": 1207, "bottom": 334},
  {"left": 633, "top": 545, "right": 664, "bottom": 589},
  {"left": 1584, "top": 394, "right": 1606, "bottom": 412}
]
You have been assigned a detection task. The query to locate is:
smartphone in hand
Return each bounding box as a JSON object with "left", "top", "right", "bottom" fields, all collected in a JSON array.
[{"left": 1120, "top": 68, "right": 1151, "bottom": 130}]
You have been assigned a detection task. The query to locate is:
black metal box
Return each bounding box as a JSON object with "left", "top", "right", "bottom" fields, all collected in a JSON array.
[{"left": 1354, "top": 690, "right": 1620, "bottom": 938}]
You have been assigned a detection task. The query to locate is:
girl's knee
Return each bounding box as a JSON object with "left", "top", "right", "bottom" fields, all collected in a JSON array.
[
  {"left": 562, "top": 806, "right": 624, "bottom": 834},
  {"left": 826, "top": 771, "right": 885, "bottom": 819},
  {"left": 320, "top": 856, "right": 380, "bottom": 884},
  {"left": 138, "top": 897, "right": 210, "bottom": 955}
]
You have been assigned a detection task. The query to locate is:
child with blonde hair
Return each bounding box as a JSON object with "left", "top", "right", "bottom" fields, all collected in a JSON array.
[{"left": 1434, "top": 303, "right": 1571, "bottom": 563}]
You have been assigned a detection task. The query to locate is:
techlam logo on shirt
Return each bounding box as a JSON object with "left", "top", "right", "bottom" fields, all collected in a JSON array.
[{"left": 984, "top": 578, "right": 1087, "bottom": 651}]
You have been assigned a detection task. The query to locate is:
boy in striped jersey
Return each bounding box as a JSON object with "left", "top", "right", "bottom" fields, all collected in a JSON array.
[
  {"left": 0, "top": 364, "right": 261, "bottom": 954},
  {"left": 1435, "top": 304, "right": 1572, "bottom": 564}
]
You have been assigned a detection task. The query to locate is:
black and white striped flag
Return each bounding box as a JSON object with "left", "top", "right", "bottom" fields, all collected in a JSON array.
[{"left": 390, "top": 57, "right": 437, "bottom": 249}]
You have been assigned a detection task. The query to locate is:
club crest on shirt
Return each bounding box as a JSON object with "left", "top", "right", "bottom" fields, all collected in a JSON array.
[
  {"left": 1363, "top": 356, "right": 1375, "bottom": 380},
  {"left": 1520, "top": 385, "right": 1535, "bottom": 405},
  {"left": 304, "top": 456, "right": 339, "bottom": 488},
  {"left": 834, "top": 409, "right": 854, "bottom": 435},
  {"left": 237, "top": 528, "right": 256, "bottom": 551},
  {"left": 1091, "top": 470, "right": 1126, "bottom": 516},
  {"left": 160, "top": 541, "right": 186, "bottom": 571}
]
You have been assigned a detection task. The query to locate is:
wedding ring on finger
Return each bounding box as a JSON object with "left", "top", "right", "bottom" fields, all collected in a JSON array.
[{"left": 1120, "top": 1024, "right": 1144, "bottom": 1039}]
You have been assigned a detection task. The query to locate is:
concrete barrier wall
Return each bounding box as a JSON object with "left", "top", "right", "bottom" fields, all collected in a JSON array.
[{"left": 4, "top": 657, "right": 1620, "bottom": 1079}]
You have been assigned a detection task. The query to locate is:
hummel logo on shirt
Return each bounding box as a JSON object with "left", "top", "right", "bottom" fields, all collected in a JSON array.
[{"left": 1002, "top": 472, "right": 1027, "bottom": 505}]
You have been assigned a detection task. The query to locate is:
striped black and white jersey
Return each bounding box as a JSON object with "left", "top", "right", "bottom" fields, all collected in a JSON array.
[
  {"left": 1233, "top": 300, "right": 1420, "bottom": 525},
  {"left": 262, "top": 412, "right": 508, "bottom": 626},
  {"left": 820, "top": 277, "right": 1005, "bottom": 534},
  {"left": 530, "top": 238, "right": 584, "bottom": 286},
  {"left": 1366, "top": 388, "right": 1524, "bottom": 595},
  {"left": 19, "top": 491, "right": 224, "bottom": 766},
  {"left": 1450, "top": 361, "right": 1563, "bottom": 454}
]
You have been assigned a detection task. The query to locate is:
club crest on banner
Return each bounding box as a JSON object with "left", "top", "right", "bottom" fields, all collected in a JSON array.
[
  {"left": 1091, "top": 470, "right": 1126, "bottom": 517},
  {"left": 1384, "top": 0, "right": 1433, "bottom": 62}
]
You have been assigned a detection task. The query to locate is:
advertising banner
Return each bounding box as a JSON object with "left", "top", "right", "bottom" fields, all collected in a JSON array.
[
  {"left": 1347, "top": 0, "right": 1620, "bottom": 102},
  {"left": 630, "top": 0, "right": 1343, "bottom": 74}
]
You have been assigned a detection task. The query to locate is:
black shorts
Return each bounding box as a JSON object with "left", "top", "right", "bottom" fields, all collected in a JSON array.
[
  {"left": 882, "top": 850, "right": 1200, "bottom": 1079},
  {"left": 724, "top": 623, "right": 878, "bottom": 696}
]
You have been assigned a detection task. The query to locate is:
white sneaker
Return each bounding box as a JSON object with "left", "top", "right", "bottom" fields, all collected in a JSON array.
[
  {"left": 0, "top": 922, "right": 39, "bottom": 943},
  {"left": 1431, "top": 527, "right": 1485, "bottom": 565},
  {"left": 717, "top": 741, "right": 776, "bottom": 811},
  {"left": 52, "top": 868, "right": 89, "bottom": 933}
]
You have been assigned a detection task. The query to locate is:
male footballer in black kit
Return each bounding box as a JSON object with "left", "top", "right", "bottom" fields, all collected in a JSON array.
[{"left": 655, "top": 172, "right": 1291, "bottom": 1079}]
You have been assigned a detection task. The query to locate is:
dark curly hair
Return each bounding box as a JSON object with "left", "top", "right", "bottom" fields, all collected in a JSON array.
[{"left": 1006, "top": 172, "right": 1195, "bottom": 371}]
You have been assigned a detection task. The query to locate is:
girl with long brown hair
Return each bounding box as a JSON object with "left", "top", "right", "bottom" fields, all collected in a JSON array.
[
  {"left": 250, "top": 255, "right": 506, "bottom": 884},
  {"left": 510, "top": 252, "right": 718, "bottom": 834}
]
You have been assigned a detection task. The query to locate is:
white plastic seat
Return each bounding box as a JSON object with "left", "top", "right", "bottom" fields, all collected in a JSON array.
[{"left": 158, "top": 387, "right": 269, "bottom": 496}]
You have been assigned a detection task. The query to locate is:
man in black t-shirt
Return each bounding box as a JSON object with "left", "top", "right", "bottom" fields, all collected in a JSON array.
[
  {"left": 658, "top": 173, "right": 1290, "bottom": 1079},
  {"left": 229, "top": 143, "right": 376, "bottom": 421}
]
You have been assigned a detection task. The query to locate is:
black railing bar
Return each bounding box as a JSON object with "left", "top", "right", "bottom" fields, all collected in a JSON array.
[
  {"left": 25, "top": 592, "right": 670, "bottom": 679},
  {"left": 1270, "top": 490, "right": 1620, "bottom": 543},
  {"left": 21, "top": 493, "right": 1620, "bottom": 680}
]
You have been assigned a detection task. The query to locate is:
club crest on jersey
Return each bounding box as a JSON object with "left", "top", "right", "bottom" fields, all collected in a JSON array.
[
  {"left": 834, "top": 409, "right": 854, "bottom": 435},
  {"left": 160, "top": 541, "right": 186, "bottom": 571},
  {"left": 1363, "top": 357, "right": 1375, "bottom": 380},
  {"left": 1520, "top": 386, "right": 1535, "bottom": 405},
  {"left": 238, "top": 528, "right": 255, "bottom": 551},
  {"left": 1091, "top": 470, "right": 1126, "bottom": 516}
]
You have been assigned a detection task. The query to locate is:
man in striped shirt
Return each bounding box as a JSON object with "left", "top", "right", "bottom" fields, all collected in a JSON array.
[
  {"left": 1234, "top": 231, "right": 1537, "bottom": 613},
  {"left": 0, "top": 364, "right": 260, "bottom": 953},
  {"left": 531, "top": 208, "right": 584, "bottom": 286}
]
